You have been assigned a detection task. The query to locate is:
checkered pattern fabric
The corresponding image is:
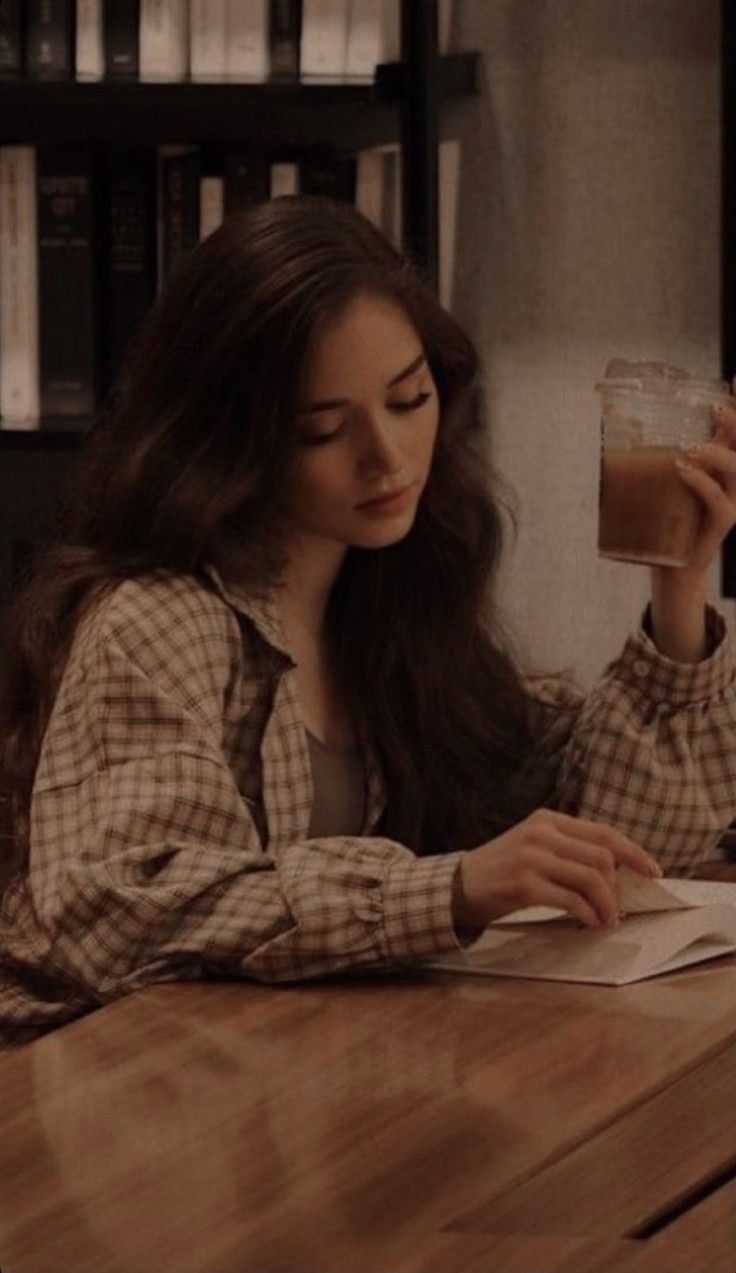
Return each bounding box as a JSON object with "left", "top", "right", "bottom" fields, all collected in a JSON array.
[{"left": 0, "top": 566, "right": 734, "bottom": 1045}]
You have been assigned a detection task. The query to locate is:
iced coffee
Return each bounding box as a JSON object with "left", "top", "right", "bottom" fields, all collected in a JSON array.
[{"left": 596, "top": 362, "right": 730, "bottom": 569}]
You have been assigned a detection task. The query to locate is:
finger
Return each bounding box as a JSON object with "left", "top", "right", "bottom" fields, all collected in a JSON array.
[
  {"left": 675, "top": 459, "right": 736, "bottom": 529},
  {"left": 683, "top": 440, "right": 736, "bottom": 484},
  {"left": 546, "top": 811, "right": 661, "bottom": 877},
  {"left": 545, "top": 854, "right": 620, "bottom": 928},
  {"left": 711, "top": 402, "right": 736, "bottom": 442},
  {"left": 529, "top": 874, "right": 607, "bottom": 929},
  {"left": 545, "top": 829, "right": 617, "bottom": 888}
]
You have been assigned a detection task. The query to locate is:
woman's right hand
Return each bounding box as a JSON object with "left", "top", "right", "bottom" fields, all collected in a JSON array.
[{"left": 452, "top": 807, "right": 663, "bottom": 931}]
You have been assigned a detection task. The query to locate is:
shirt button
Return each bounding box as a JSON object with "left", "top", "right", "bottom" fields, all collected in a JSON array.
[{"left": 633, "top": 659, "right": 649, "bottom": 677}]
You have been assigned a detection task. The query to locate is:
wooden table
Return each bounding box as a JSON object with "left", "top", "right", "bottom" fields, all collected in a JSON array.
[{"left": 0, "top": 873, "right": 734, "bottom": 1273}]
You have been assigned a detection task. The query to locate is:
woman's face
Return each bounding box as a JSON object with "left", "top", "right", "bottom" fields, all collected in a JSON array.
[{"left": 281, "top": 293, "right": 440, "bottom": 552}]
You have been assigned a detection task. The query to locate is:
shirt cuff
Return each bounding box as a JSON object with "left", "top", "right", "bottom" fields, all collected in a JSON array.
[
  {"left": 618, "top": 602, "right": 734, "bottom": 706},
  {"left": 381, "top": 849, "right": 466, "bottom": 964}
]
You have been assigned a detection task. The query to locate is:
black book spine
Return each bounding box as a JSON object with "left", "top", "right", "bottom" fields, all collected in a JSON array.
[
  {"left": 26, "top": 0, "right": 75, "bottom": 80},
  {"left": 159, "top": 149, "right": 200, "bottom": 289},
  {"left": 104, "top": 0, "right": 140, "bottom": 80},
  {"left": 269, "top": 0, "right": 301, "bottom": 79},
  {"left": 102, "top": 148, "right": 157, "bottom": 392},
  {"left": 36, "top": 145, "right": 100, "bottom": 421},
  {"left": 223, "top": 149, "right": 269, "bottom": 216},
  {"left": 301, "top": 149, "right": 357, "bottom": 204},
  {"left": 0, "top": 0, "right": 24, "bottom": 79}
]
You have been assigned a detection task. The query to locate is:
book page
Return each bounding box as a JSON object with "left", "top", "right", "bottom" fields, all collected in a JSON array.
[{"left": 428, "top": 904, "right": 736, "bottom": 985}]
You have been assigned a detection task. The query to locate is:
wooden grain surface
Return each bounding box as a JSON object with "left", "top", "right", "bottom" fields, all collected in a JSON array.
[
  {"left": 448, "top": 1039, "right": 735, "bottom": 1237},
  {"left": 0, "top": 920, "right": 733, "bottom": 1271}
]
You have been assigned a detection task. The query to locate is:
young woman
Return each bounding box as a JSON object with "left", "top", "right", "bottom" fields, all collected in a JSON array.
[{"left": 1, "top": 195, "right": 735, "bottom": 1046}]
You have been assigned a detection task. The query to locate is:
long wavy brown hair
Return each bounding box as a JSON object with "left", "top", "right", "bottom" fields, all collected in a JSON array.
[{"left": 0, "top": 195, "right": 560, "bottom": 863}]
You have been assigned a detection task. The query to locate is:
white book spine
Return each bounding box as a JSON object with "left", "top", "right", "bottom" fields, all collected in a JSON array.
[
  {"left": 300, "top": 0, "right": 350, "bottom": 77},
  {"left": 0, "top": 147, "right": 40, "bottom": 427},
  {"left": 373, "top": 142, "right": 400, "bottom": 249},
  {"left": 439, "top": 0, "right": 453, "bottom": 54},
  {"left": 355, "top": 147, "right": 385, "bottom": 230},
  {"left": 75, "top": 0, "right": 104, "bottom": 80},
  {"left": 345, "top": 0, "right": 398, "bottom": 78},
  {"left": 139, "top": 0, "right": 189, "bottom": 82},
  {"left": 190, "top": 0, "right": 227, "bottom": 80},
  {"left": 269, "top": 162, "right": 300, "bottom": 197},
  {"left": 226, "top": 0, "right": 269, "bottom": 80},
  {"left": 199, "top": 175, "right": 225, "bottom": 239}
]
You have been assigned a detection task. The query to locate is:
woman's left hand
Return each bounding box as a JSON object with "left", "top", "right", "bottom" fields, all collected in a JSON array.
[{"left": 672, "top": 397, "right": 736, "bottom": 585}]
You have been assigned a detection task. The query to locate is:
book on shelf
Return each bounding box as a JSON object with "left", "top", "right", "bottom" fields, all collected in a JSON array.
[
  {"left": 199, "top": 168, "right": 225, "bottom": 239},
  {"left": 0, "top": 146, "right": 39, "bottom": 425},
  {"left": 344, "top": 0, "right": 398, "bottom": 77},
  {"left": 103, "top": 0, "right": 140, "bottom": 79},
  {"left": 190, "top": 0, "right": 227, "bottom": 81},
  {"left": 75, "top": 0, "right": 103, "bottom": 80},
  {"left": 354, "top": 144, "right": 384, "bottom": 230},
  {"left": 101, "top": 146, "right": 157, "bottom": 389},
  {"left": 26, "top": 0, "right": 75, "bottom": 80},
  {"left": 269, "top": 159, "right": 299, "bottom": 197},
  {"left": 36, "top": 144, "right": 101, "bottom": 420},
  {"left": 345, "top": 0, "right": 454, "bottom": 78},
  {"left": 139, "top": 0, "right": 188, "bottom": 82},
  {"left": 157, "top": 144, "right": 200, "bottom": 290},
  {"left": 300, "top": 0, "right": 349, "bottom": 79},
  {"left": 269, "top": 0, "right": 301, "bottom": 79},
  {"left": 225, "top": 0, "right": 269, "bottom": 80},
  {"left": 424, "top": 867, "right": 736, "bottom": 986},
  {"left": 0, "top": 0, "right": 24, "bottom": 79}
]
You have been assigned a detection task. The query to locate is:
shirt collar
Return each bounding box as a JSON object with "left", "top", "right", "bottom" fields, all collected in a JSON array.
[{"left": 202, "top": 564, "right": 294, "bottom": 663}]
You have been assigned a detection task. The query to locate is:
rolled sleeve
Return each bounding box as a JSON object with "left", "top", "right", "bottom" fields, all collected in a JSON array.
[
  {"left": 381, "top": 850, "right": 466, "bottom": 963},
  {"left": 551, "top": 602, "right": 736, "bottom": 875}
]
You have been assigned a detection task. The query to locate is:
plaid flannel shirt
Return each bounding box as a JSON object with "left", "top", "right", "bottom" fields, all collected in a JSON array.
[{"left": 1, "top": 565, "right": 734, "bottom": 1045}]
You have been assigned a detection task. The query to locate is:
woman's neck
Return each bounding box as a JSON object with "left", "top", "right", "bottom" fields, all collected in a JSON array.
[{"left": 277, "top": 536, "right": 347, "bottom": 648}]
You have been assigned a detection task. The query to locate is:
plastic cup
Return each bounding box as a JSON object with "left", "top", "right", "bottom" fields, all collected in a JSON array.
[{"left": 596, "top": 360, "right": 731, "bottom": 568}]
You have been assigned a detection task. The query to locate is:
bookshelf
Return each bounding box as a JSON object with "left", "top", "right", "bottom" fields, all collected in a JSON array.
[{"left": 0, "top": 3, "right": 479, "bottom": 453}]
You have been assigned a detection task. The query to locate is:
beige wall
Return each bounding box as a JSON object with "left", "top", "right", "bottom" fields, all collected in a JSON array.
[{"left": 444, "top": 0, "right": 725, "bottom": 688}]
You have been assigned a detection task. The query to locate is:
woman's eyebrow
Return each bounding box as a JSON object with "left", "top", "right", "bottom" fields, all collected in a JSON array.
[{"left": 299, "top": 353, "right": 427, "bottom": 414}]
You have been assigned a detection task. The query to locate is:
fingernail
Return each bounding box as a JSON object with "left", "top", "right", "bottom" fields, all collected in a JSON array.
[
  {"left": 650, "top": 861, "right": 663, "bottom": 877},
  {"left": 675, "top": 459, "right": 694, "bottom": 471}
]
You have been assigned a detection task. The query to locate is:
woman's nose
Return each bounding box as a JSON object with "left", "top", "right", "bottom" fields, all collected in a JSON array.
[{"left": 357, "top": 412, "right": 404, "bottom": 474}]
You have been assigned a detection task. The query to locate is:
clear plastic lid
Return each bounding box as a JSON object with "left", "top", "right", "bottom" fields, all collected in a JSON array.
[
  {"left": 596, "top": 358, "right": 729, "bottom": 403},
  {"left": 595, "top": 359, "right": 732, "bottom": 448},
  {"left": 601, "top": 358, "right": 690, "bottom": 390}
]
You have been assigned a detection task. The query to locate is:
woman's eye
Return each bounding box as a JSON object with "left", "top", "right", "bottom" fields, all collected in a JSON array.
[
  {"left": 299, "top": 391, "right": 431, "bottom": 443},
  {"left": 389, "top": 391, "right": 432, "bottom": 413},
  {"left": 301, "top": 431, "right": 341, "bottom": 446}
]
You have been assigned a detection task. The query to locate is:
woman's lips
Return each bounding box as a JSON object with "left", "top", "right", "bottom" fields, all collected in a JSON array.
[{"left": 356, "top": 483, "right": 416, "bottom": 512}]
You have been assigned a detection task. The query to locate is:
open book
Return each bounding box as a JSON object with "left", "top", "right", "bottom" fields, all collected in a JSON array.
[{"left": 425, "top": 868, "right": 736, "bottom": 986}]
